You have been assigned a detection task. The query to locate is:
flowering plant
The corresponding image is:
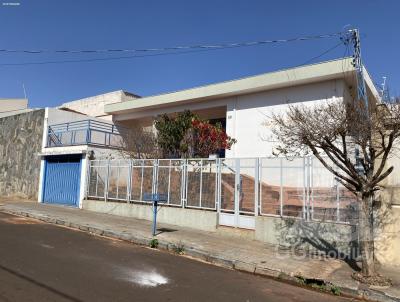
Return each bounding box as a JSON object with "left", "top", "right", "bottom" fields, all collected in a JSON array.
[{"left": 191, "top": 119, "right": 236, "bottom": 157}]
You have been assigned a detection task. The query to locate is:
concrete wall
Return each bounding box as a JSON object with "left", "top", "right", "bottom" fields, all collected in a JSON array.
[
  {"left": 0, "top": 99, "right": 31, "bottom": 118},
  {"left": 82, "top": 199, "right": 356, "bottom": 257},
  {"left": 255, "top": 215, "right": 357, "bottom": 257},
  {"left": 59, "top": 90, "right": 138, "bottom": 119},
  {"left": 225, "top": 80, "right": 345, "bottom": 157},
  {"left": 0, "top": 98, "right": 28, "bottom": 112},
  {"left": 47, "top": 107, "right": 118, "bottom": 126},
  {"left": 374, "top": 154, "right": 400, "bottom": 266},
  {"left": 375, "top": 206, "right": 400, "bottom": 266},
  {"left": 83, "top": 199, "right": 218, "bottom": 232},
  {"left": 0, "top": 109, "right": 44, "bottom": 199},
  {"left": 47, "top": 107, "right": 88, "bottom": 125}
]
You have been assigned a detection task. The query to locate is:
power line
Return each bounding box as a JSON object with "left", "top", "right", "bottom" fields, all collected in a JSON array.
[
  {"left": 0, "top": 44, "right": 271, "bottom": 66},
  {"left": 0, "top": 31, "right": 347, "bottom": 67},
  {"left": 0, "top": 32, "right": 343, "bottom": 55},
  {"left": 297, "top": 42, "right": 344, "bottom": 67}
]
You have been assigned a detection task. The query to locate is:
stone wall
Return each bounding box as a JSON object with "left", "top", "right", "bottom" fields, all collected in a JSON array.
[{"left": 0, "top": 109, "right": 44, "bottom": 199}]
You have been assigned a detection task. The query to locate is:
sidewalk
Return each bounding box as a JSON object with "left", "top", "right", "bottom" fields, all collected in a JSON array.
[{"left": 1, "top": 200, "right": 399, "bottom": 302}]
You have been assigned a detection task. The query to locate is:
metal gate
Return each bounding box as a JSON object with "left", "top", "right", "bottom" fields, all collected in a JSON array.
[
  {"left": 43, "top": 155, "right": 82, "bottom": 206},
  {"left": 219, "top": 158, "right": 256, "bottom": 229}
]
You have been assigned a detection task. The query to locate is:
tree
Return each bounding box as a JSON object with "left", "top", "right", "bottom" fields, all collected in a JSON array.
[
  {"left": 119, "top": 125, "right": 159, "bottom": 159},
  {"left": 154, "top": 110, "right": 236, "bottom": 158},
  {"left": 191, "top": 119, "right": 236, "bottom": 158},
  {"left": 154, "top": 110, "right": 196, "bottom": 158},
  {"left": 271, "top": 98, "right": 400, "bottom": 283}
]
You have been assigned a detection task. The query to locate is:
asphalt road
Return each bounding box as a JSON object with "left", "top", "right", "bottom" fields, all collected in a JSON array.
[{"left": 0, "top": 212, "right": 353, "bottom": 302}]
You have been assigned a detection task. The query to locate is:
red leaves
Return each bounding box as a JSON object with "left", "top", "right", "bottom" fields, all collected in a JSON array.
[{"left": 191, "top": 119, "right": 236, "bottom": 157}]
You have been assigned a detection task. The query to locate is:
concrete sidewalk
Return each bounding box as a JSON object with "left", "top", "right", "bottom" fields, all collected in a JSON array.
[{"left": 1, "top": 200, "right": 399, "bottom": 302}]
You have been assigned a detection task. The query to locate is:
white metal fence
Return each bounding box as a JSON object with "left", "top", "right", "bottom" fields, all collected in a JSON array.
[{"left": 86, "top": 157, "right": 358, "bottom": 224}]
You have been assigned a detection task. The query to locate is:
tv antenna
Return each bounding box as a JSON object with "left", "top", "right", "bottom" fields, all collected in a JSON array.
[{"left": 22, "top": 83, "right": 27, "bottom": 99}]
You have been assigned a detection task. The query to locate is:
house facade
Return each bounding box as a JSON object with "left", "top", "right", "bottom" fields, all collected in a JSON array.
[
  {"left": 34, "top": 58, "right": 400, "bottom": 266},
  {"left": 105, "top": 58, "right": 379, "bottom": 158}
]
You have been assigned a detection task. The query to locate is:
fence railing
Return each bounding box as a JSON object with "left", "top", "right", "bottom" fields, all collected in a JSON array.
[
  {"left": 47, "top": 120, "right": 126, "bottom": 148},
  {"left": 86, "top": 157, "right": 359, "bottom": 224}
]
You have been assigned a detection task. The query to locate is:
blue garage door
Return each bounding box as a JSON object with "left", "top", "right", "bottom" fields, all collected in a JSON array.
[{"left": 43, "top": 155, "right": 82, "bottom": 206}]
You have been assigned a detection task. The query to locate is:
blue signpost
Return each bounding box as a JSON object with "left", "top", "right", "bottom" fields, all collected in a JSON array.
[{"left": 143, "top": 193, "right": 168, "bottom": 236}]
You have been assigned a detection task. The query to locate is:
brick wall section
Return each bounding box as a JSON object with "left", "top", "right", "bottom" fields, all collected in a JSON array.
[{"left": 0, "top": 109, "right": 44, "bottom": 199}]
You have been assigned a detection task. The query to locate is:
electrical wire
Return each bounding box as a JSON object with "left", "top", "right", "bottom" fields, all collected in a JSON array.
[
  {"left": 0, "top": 44, "right": 269, "bottom": 66},
  {"left": 0, "top": 32, "right": 343, "bottom": 55},
  {"left": 0, "top": 31, "right": 348, "bottom": 67},
  {"left": 297, "top": 42, "right": 344, "bottom": 67}
]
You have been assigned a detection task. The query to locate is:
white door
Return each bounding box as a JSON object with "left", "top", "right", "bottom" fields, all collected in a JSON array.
[{"left": 219, "top": 158, "right": 256, "bottom": 229}]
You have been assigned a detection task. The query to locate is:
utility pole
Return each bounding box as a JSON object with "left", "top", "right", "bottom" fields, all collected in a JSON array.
[
  {"left": 343, "top": 29, "right": 369, "bottom": 109},
  {"left": 381, "top": 76, "right": 387, "bottom": 98},
  {"left": 350, "top": 29, "right": 368, "bottom": 108},
  {"left": 342, "top": 29, "right": 369, "bottom": 174}
]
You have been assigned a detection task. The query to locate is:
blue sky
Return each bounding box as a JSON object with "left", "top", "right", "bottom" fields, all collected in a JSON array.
[{"left": 0, "top": 0, "right": 399, "bottom": 108}]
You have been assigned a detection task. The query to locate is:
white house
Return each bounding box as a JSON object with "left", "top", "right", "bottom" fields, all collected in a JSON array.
[
  {"left": 37, "top": 57, "right": 380, "bottom": 213},
  {"left": 36, "top": 58, "right": 400, "bottom": 267},
  {"left": 104, "top": 57, "right": 379, "bottom": 158}
]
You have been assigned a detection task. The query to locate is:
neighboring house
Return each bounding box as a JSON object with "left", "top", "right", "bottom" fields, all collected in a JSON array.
[
  {"left": 37, "top": 91, "right": 138, "bottom": 208},
  {"left": 0, "top": 98, "right": 32, "bottom": 118},
  {"left": 0, "top": 107, "right": 45, "bottom": 199},
  {"left": 0, "top": 98, "right": 45, "bottom": 199},
  {"left": 58, "top": 90, "right": 139, "bottom": 120}
]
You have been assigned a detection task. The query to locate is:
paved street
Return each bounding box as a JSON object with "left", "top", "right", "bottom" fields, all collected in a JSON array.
[{"left": 0, "top": 212, "right": 352, "bottom": 302}]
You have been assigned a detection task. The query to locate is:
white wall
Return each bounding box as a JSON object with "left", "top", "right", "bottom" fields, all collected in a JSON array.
[
  {"left": 47, "top": 108, "right": 88, "bottom": 125},
  {"left": 0, "top": 98, "right": 28, "bottom": 112},
  {"left": 225, "top": 80, "right": 346, "bottom": 158},
  {"left": 60, "top": 90, "right": 138, "bottom": 119},
  {"left": 112, "top": 79, "right": 348, "bottom": 159}
]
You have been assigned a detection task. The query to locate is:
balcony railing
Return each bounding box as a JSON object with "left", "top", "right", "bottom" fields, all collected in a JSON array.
[{"left": 47, "top": 120, "right": 125, "bottom": 148}]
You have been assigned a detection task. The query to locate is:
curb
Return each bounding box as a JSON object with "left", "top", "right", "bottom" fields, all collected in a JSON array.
[{"left": 1, "top": 207, "right": 399, "bottom": 302}]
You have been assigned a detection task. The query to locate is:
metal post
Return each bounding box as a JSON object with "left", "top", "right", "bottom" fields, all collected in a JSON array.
[
  {"left": 309, "top": 156, "right": 314, "bottom": 221},
  {"left": 85, "top": 158, "right": 91, "bottom": 199},
  {"left": 140, "top": 159, "right": 144, "bottom": 201},
  {"left": 152, "top": 159, "right": 158, "bottom": 195},
  {"left": 152, "top": 200, "right": 158, "bottom": 236},
  {"left": 167, "top": 160, "right": 171, "bottom": 204},
  {"left": 234, "top": 158, "right": 240, "bottom": 227},
  {"left": 105, "top": 159, "right": 110, "bottom": 202},
  {"left": 116, "top": 162, "right": 120, "bottom": 199},
  {"left": 182, "top": 159, "right": 187, "bottom": 208},
  {"left": 254, "top": 158, "right": 259, "bottom": 216},
  {"left": 280, "top": 158, "right": 283, "bottom": 217},
  {"left": 216, "top": 158, "right": 221, "bottom": 214},
  {"left": 95, "top": 162, "right": 99, "bottom": 197},
  {"left": 199, "top": 160, "right": 203, "bottom": 208},
  {"left": 302, "top": 157, "right": 307, "bottom": 220},
  {"left": 336, "top": 179, "right": 340, "bottom": 222},
  {"left": 127, "top": 159, "right": 132, "bottom": 203}
]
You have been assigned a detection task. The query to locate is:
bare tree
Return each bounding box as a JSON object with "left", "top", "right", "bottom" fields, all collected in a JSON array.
[
  {"left": 271, "top": 97, "right": 400, "bottom": 283},
  {"left": 119, "top": 125, "right": 159, "bottom": 159}
]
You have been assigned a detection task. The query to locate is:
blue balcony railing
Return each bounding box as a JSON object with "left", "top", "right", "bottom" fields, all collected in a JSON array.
[{"left": 47, "top": 120, "right": 126, "bottom": 148}]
